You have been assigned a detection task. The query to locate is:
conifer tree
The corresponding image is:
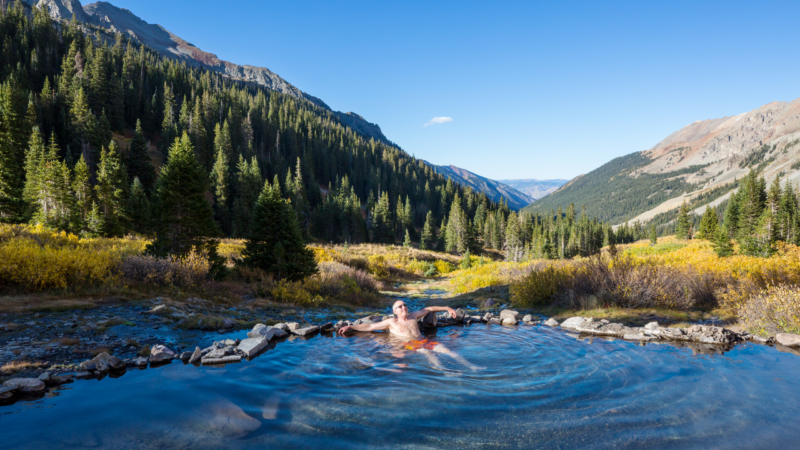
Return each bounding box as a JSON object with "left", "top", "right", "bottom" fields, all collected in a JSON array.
[
  {"left": 94, "top": 141, "right": 127, "bottom": 236},
  {"left": 403, "top": 229, "right": 412, "bottom": 248},
  {"left": 85, "top": 200, "right": 105, "bottom": 238},
  {"left": 239, "top": 179, "right": 317, "bottom": 281},
  {"left": 712, "top": 224, "right": 734, "bottom": 257},
  {"left": 606, "top": 227, "right": 618, "bottom": 258},
  {"left": 126, "top": 120, "right": 156, "bottom": 192},
  {"left": 0, "top": 81, "right": 28, "bottom": 223},
  {"left": 420, "top": 210, "right": 436, "bottom": 250},
  {"left": 648, "top": 223, "right": 658, "bottom": 245},
  {"left": 696, "top": 206, "right": 719, "bottom": 240},
  {"left": 210, "top": 147, "right": 231, "bottom": 234},
  {"left": 675, "top": 200, "right": 692, "bottom": 240},
  {"left": 147, "top": 133, "right": 220, "bottom": 257},
  {"left": 127, "top": 177, "right": 150, "bottom": 234},
  {"left": 71, "top": 154, "right": 92, "bottom": 231}
]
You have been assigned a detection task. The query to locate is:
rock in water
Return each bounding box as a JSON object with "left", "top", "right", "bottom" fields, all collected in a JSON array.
[
  {"left": 502, "top": 317, "right": 518, "bottom": 326},
  {"left": 189, "top": 347, "right": 203, "bottom": 364},
  {"left": 482, "top": 312, "right": 493, "bottom": 322},
  {"left": 292, "top": 326, "right": 320, "bottom": 337},
  {"left": 238, "top": 337, "right": 269, "bottom": 357},
  {"left": 560, "top": 317, "right": 587, "bottom": 329},
  {"left": 776, "top": 333, "right": 800, "bottom": 347},
  {"left": 421, "top": 312, "right": 437, "bottom": 328},
  {"left": 273, "top": 323, "right": 290, "bottom": 332},
  {"left": 201, "top": 397, "right": 261, "bottom": 438},
  {"left": 544, "top": 318, "right": 559, "bottom": 327},
  {"left": 179, "top": 351, "right": 192, "bottom": 361},
  {"left": 3, "top": 378, "right": 46, "bottom": 393},
  {"left": 149, "top": 345, "right": 176, "bottom": 363},
  {"left": 248, "top": 324, "right": 277, "bottom": 340},
  {"left": 286, "top": 322, "right": 300, "bottom": 331},
  {"left": 79, "top": 352, "right": 125, "bottom": 372},
  {"left": 499, "top": 310, "right": 520, "bottom": 320},
  {"left": 522, "top": 315, "right": 533, "bottom": 322}
]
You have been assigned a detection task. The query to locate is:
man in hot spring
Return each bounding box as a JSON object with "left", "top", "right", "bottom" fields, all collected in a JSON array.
[{"left": 338, "top": 300, "right": 480, "bottom": 371}]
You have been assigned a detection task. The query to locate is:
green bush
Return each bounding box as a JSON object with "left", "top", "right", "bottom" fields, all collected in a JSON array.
[{"left": 510, "top": 265, "right": 572, "bottom": 307}]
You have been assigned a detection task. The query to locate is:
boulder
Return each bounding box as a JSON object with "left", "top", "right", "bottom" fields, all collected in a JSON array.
[
  {"left": 128, "top": 357, "right": 148, "bottom": 368},
  {"left": 273, "top": 323, "right": 290, "bottom": 332},
  {"left": 202, "top": 398, "right": 261, "bottom": 438},
  {"left": 484, "top": 298, "right": 497, "bottom": 307},
  {"left": 286, "top": 322, "right": 300, "bottom": 331},
  {"left": 502, "top": 317, "right": 518, "bottom": 326},
  {"left": 238, "top": 336, "right": 269, "bottom": 357},
  {"left": 248, "top": 324, "right": 278, "bottom": 340},
  {"left": 499, "top": 310, "right": 520, "bottom": 320},
  {"left": 38, "top": 372, "right": 50, "bottom": 382},
  {"left": 222, "top": 318, "right": 235, "bottom": 329},
  {"left": 560, "top": 317, "right": 587, "bottom": 329},
  {"left": 776, "top": 333, "right": 800, "bottom": 347},
  {"left": 201, "top": 355, "right": 242, "bottom": 365},
  {"left": 49, "top": 374, "right": 74, "bottom": 385},
  {"left": 488, "top": 317, "right": 502, "bottom": 325},
  {"left": 149, "top": 345, "right": 176, "bottom": 363},
  {"left": 292, "top": 326, "right": 320, "bottom": 337},
  {"left": 179, "top": 351, "right": 193, "bottom": 361},
  {"left": 80, "top": 352, "right": 125, "bottom": 372},
  {"left": 522, "top": 315, "right": 533, "bottom": 322},
  {"left": 482, "top": 312, "right": 493, "bottom": 322},
  {"left": 0, "top": 385, "right": 18, "bottom": 395},
  {"left": 320, "top": 322, "right": 334, "bottom": 332},
  {"left": 544, "top": 318, "right": 559, "bottom": 327},
  {"left": 189, "top": 347, "right": 203, "bottom": 364},
  {"left": 3, "top": 378, "right": 46, "bottom": 393},
  {"left": 421, "top": 312, "right": 437, "bottom": 329},
  {"left": 223, "top": 339, "right": 238, "bottom": 346},
  {"left": 644, "top": 322, "right": 660, "bottom": 331},
  {"left": 624, "top": 334, "right": 653, "bottom": 341}
]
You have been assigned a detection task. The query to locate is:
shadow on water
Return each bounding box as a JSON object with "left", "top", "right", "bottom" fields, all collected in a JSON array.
[{"left": 2, "top": 323, "right": 800, "bottom": 449}]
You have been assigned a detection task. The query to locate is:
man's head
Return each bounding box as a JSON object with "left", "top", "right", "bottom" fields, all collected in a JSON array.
[{"left": 392, "top": 300, "right": 408, "bottom": 319}]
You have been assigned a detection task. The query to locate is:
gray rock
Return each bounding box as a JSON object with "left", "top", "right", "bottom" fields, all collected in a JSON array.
[
  {"left": 502, "top": 317, "right": 518, "bottom": 326},
  {"left": 273, "top": 323, "right": 290, "bottom": 332},
  {"left": 286, "top": 322, "right": 300, "bottom": 331},
  {"left": 179, "top": 351, "right": 193, "bottom": 361},
  {"left": 272, "top": 328, "right": 288, "bottom": 339},
  {"left": 421, "top": 312, "right": 437, "bottom": 329},
  {"left": 149, "top": 345, "right": 176, "bottom": 363},
  {"left": 202, "top": 397, "right": 261, "bottom": 437},
  {"left": 751, "top": 335, "right": 775, "bottom": 344},
  {"left": 150, "top": 305, "right": 167, "bottom": 313},
  {"left": 623, "top": 334, "right": 653, "bottom": 341},
  {"left": 292, "top": 326, "right": 320, "bottom": 337},
  {"left": 222, "top": 318, "right": 235, "bottom": 329},
  {"left": 49, "top": 374, "right": 74, "bottom": 385},
  {"left": 248, "top": 324, "right": 278, "bottom": 340},
  {"left": 560, "top": 317, "right": 588, "bottom": 329},
  {"left": 3, "top": 378, "right": 45, "bottom": 393},
  {"left": 204, "top": 348, "right": 227, "bottom": 359},
  {"left": 238, "top": 336, "right": 269, "bottom": 357},
  {"left": 482, "top": 312, "right": 493, "bottom": 322},
  {"left": 522, "top": 315, "right": 533, "bottom": 322},
  {"left": 776, "top": 333, "right": 800, "bottom": 347},
  {"left": 320, "top": 322, "right": 334, "bottom": 332},
  {"left": 488, "top": 317, "right": 502, "bottom": 325},
  {"left": 644, "top": 322, "right": 660, "bottom": 331},
  {"left": 189, "top": 347, "right": 203, "bottom": 364},
  {"left": 75, "top": 371, "right": 94, "bottom": 379},
  {"left": 202, "top": 355, "right": 242, "bottom": 365},
  {"left": 223, "top": 339, "right": 238, "bottom": 346},
  {"left": 80, "top": 352, "right": 125, "bottom": 372},
  {"left": 130, "top": 357, "right": 148, "bottom": 367},
  {"left": 38, "top": 372, "right": 50, "bottom": 382},
  {"left": 484, "top": 298, "right": 497, "bottom": 307},
  {"left": 499, "top": 310, "right": 520, "bottom": 320},
  {"left": 455, "top": 308, "right": 466, "bottom": 322},
  {"left": 544, "top": 318, "right": 559, "bottom": 327},
  {"left": 0, "top": 385, "right": 18, "bottom": 395}
]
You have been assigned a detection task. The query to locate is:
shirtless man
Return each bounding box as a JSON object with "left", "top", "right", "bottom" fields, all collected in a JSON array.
[{"left": 338, "top": 300, "right": 479, "bottom": 370}]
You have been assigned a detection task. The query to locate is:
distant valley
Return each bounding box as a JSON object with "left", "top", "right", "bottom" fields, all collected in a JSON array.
[
  {"left": 428, "top": 164, "right": 541, "bottom": 210},
  {"left": 498, "top": 179, "right": 568, "bottom": 201}
]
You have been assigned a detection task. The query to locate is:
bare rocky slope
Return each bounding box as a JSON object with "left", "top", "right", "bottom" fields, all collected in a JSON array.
[
  {"left": 527, "top": 97, "right": 800, "bottom": 224},
  {"left": 27, "top": 0, "right": 391, "bottom": 144},
  {"left": 428, "top": 164, "right": 534, "bottom": 210}
]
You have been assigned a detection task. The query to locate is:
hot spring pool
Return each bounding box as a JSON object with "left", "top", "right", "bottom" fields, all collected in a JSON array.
[{"left": 2, "top": 323, "right": 799, "bottom": 449}]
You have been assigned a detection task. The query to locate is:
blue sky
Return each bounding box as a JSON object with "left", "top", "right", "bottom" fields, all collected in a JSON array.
[{"left": 83, "top": 0, "right": 800, "bottom": 180}]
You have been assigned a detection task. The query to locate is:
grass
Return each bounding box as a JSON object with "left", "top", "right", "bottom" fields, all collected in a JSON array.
[{"left": 1, "top": 360, "right": 48, "bottom": 374}]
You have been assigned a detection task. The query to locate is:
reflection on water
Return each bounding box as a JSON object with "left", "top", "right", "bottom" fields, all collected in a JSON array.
[{"left": 2, "top": 324, "right": 799, "bottom": 449}]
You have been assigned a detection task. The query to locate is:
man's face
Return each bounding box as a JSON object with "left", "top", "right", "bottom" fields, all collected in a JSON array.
[{"left": 393, "top": 301, "right": 408, "bottom": 319}]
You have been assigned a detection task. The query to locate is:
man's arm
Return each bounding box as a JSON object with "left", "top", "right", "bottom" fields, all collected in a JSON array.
[
  {"left": 409, "top": 306, "right": 457, "bottom": 320},
  {"left": 338, "top": 319, "right": 393, "bottom": 336}
]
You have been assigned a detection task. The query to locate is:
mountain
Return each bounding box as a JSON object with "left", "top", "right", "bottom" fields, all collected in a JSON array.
[
  {"left": 525, "top": 98, "right": 800, "bottom": 225},
  {"left": 28, "top": 0, "right": 390, "bottom": 144},
  {"left": 428, "top": 164, "right": 534, "bottom": 210},
  {"left": 497, "top": 179, "right": 567, "bottom": 200}
]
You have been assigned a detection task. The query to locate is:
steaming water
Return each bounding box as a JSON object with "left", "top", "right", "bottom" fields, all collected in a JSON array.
[{"left": 2, "top": 324, "right": 800, "bottom": 449}]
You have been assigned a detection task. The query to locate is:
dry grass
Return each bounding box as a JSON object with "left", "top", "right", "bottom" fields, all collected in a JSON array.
[{"left": 0, "top": 360, "right": 47, "bottom": 374}]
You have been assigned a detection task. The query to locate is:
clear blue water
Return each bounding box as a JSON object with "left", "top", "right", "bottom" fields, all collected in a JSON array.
[{"left": 2, "top": 324, "right": 800, "bottom": 449}]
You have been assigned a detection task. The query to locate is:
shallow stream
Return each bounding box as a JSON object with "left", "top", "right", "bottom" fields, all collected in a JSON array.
[{"left": 3, "top": 320, "right": 800, "bottom": 449}]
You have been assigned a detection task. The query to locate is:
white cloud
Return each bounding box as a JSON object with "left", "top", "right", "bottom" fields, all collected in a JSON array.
[{"left": 423, "top": 116, "right": 453, "bottom": 127}]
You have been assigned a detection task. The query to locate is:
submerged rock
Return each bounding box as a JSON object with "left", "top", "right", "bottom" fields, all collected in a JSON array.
[
  {"left": 248, "top": 324, "right": 277, "bottom": 340},
  {"left": 292, "top": 326, "right": 320, "bottom": 337},
  {"left": 500, "top": 310, "right": 520, "bottom": 320},
  {"left": 502, "top": 317, "right": 518, "bottom": 326},
  {"left": 3, "top": 378, "right": 45, "bottom": 393},
  {"left": 522, "top": 315, "right": 533, "bottom": 322},
  {"left": 201, "top": 397, "right": 261, "bottom": 438},
  {"left": 201, "top": 355, "right": 242, "bottom": 365}
]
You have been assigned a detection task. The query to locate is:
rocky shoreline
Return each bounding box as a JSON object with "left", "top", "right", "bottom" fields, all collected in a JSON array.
[{"left": 3, "top": 303, "right": 800, "bottom": 406}]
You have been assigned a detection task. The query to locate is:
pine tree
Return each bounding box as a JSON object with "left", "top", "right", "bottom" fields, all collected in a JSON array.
[
  {"left": 403, "top": 229, "right": 412, "bottom": 248},
  {"left": 0, "top": 81, "right": 28, "bottom": 223},
  {"left": 126, "top": 120, "right": 156, "bottom": 192},
  {"left": 239, "top": 179, "right": 317, "bottom": 281},
  {"left": 127, "top": 177, "right": 150, "bottom": 234},
  {"left": 147, "top": 133, "right": 220, "bottom": 257},
  {"left": 210, "top": 147, "right": 231, "bottom": 234},
  {"left": 420, "top": 210, "right": 436, "bottom": 250},
  {"left": 648, "top": 223, "right": 658, "bottom": 245},
  {"left": 696, "top": 206, "right": 719, "bottom": 240},
  {"left": 84, "top": 200, "right": 105, "bottom": 238},
  {"left": 712, "top": 224, "right": 734, "bottom": 257},
  {"left": 675, "top": 200, "right": 692, "bottom": 240},
  {"left": 71, "top": 154, "right": 93, "bottom": 231}
]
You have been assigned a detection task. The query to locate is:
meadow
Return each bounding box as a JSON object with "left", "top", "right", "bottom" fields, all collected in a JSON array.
[{"left": 1, "top": 224, "right": 799, "bottom": 336}]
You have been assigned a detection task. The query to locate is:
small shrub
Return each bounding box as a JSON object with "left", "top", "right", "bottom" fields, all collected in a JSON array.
[
  {"left": 738, "top": 285, "right": 800, "bottom": 336},
  {"left": 271, "top": 280, "right": 323, "bottom": 306},
  {"left": 511, "top": 265, "right": 573, "bottom": 307},
  {"left": 367, "top": 255, "right": 389, "bottom": 277},
  {"left": 121, "top": 246, "right": 210, "bottom": 287},
  {"left": 434, "top": 260, "right": 455, "bottom": 275}
]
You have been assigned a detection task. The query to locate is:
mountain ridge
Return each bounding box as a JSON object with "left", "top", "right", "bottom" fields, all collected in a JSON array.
[{"left": 426, "top": 164, "right": 534, "bottom": 210}]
